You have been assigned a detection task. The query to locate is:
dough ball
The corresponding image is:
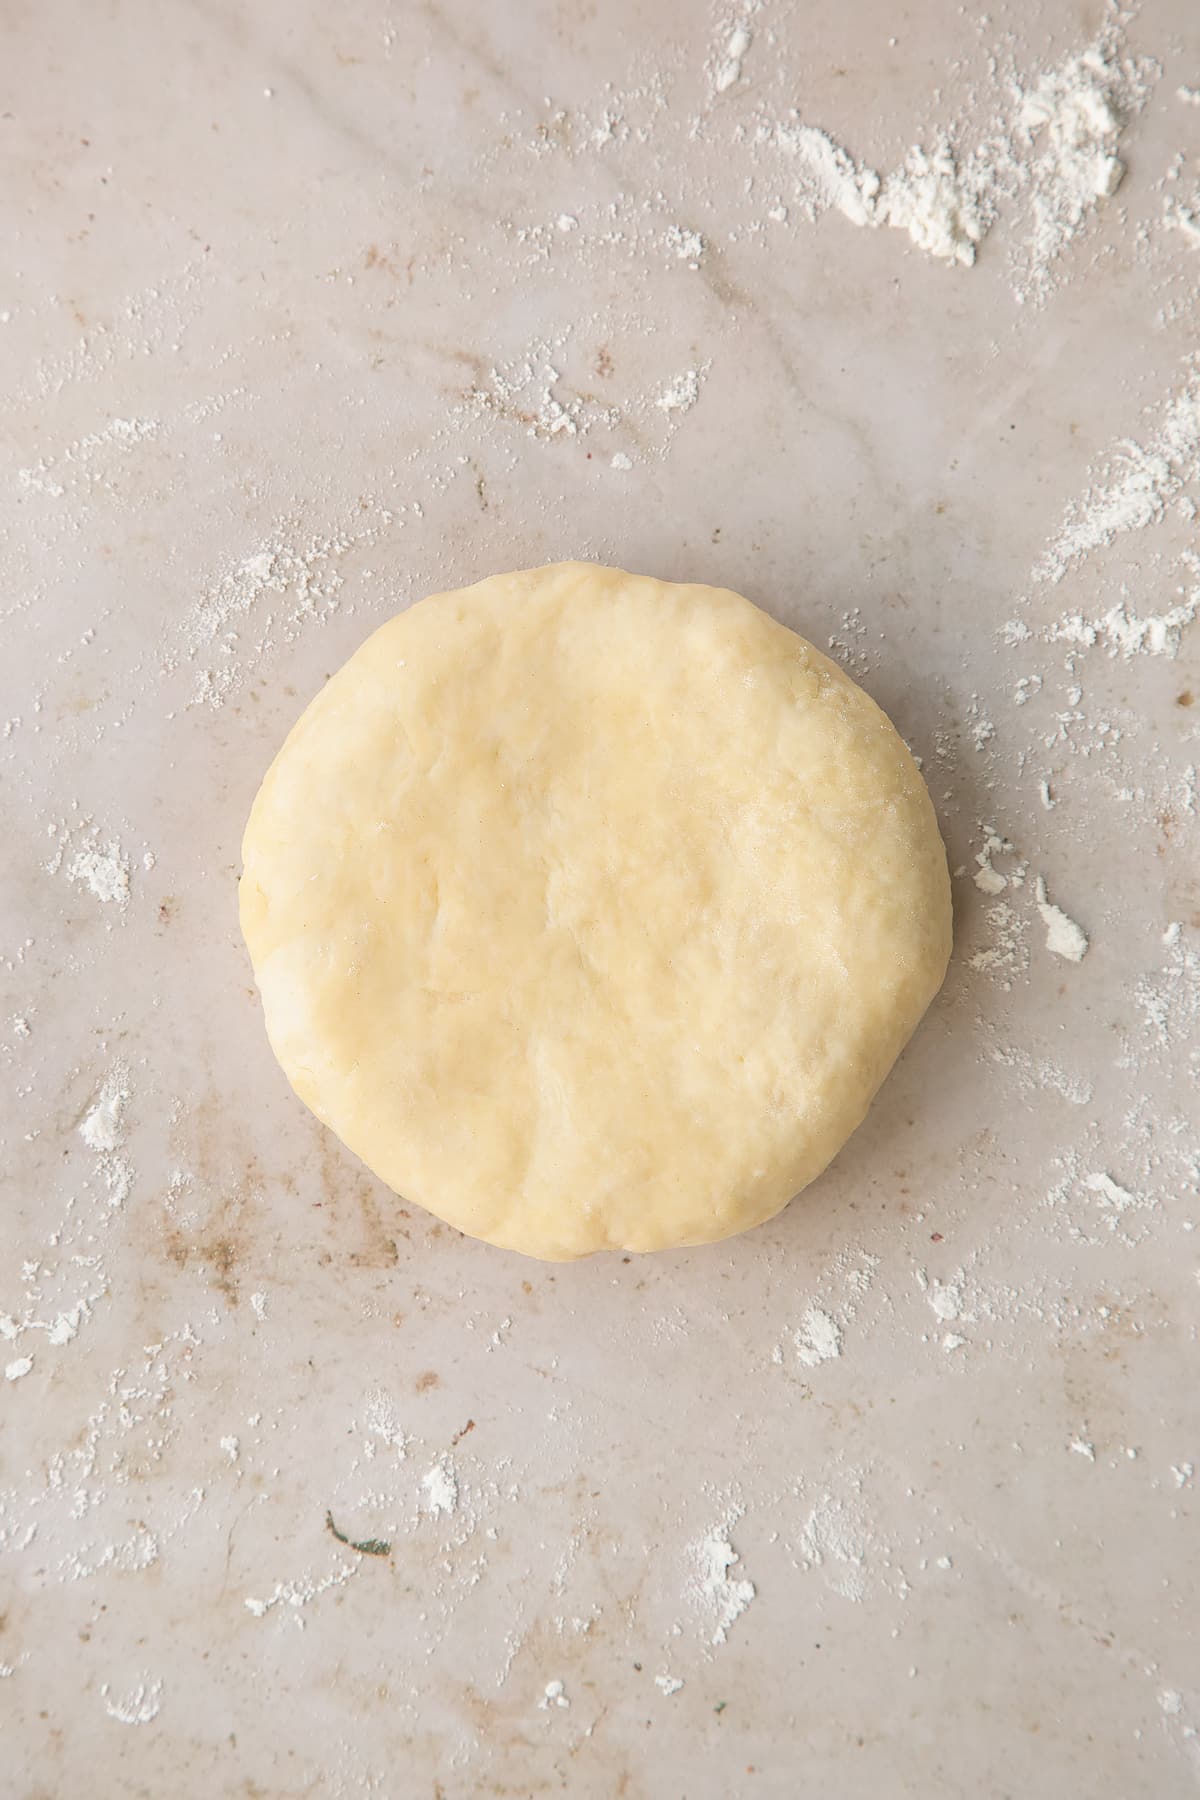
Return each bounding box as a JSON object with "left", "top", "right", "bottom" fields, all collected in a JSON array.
[{"left": 240, "top": 563, "right": 951, "bottom": 1260}]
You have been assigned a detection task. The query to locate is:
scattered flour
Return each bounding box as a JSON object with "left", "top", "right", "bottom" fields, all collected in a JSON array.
[
  {"left": 1012, "top": 38, "right": 1132, "bottom": 302},
  {"left": 1052, "top": 591, "right": 1198, "bottom": 660},
  {"left": 79, "top": 1064, "right": 134, "bottom": 1207},
  {"left": 67, "top": 840, "right": 131, "bottom": 909},
  {"left": 688, "top": 1522, "right": 757, "bottom": 1645},
  {"left": 361, "top": 1390, "right": 407, "bottom": 1457},
  {"left": 5, "top": 1355, "right": 34, "bottom": 1381},
  {"left": 707, "top": 8, "right": 757, "bottom": 98},
  {"left": 972, "top": 829, "right": 1022, "bottom": 895},
  {"left": 794, "top": 1490, "right": 870, "bottom": 1602},
  {"left": 1035, "top": 877, "right": 1089, "bottom": 963},
  {"left": 1036, "top": 365, "right": 1200, "bottom": 584},
  {"left": 1083, "top": 1171, "right": 1141, "bottom": 1216},
  {"left": 79, "top": 1068, "right": 128, "bottom": 1153},
  {"left": 657, "top": 367, "right": 705, "bottom": 414},
  {"left": 794, "top": 1307, "right": 842, "bottom": 1368},
  {"left": 968, "top": 899, "right": 1029, "bottom": 987},
  {"left": 1163, "top": 184, "right": 1200, "bottom": 248},
  {"left": 420, "top": 1459, "right": 459, "bottom": 1517},
  {"left": 655, "top": 1674, "right": 685, "bottom": 1696},
  {"left": 762, "top": 21, "right": 1153, "bottom": 292},
  {"left": 102, "top": 1677, "right": 164, "bottom": 1726},
  {"left": 245, "top": 1560, "right": 360, "bottom": 1621},
  {"left": 539, "top": 1678, "right": 570, "bottom": 1709},
  {"left": 925, "top": 1278, "right": 964, "bottom": 1324}
]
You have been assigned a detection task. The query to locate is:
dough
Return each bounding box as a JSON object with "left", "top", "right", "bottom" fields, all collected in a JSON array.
[{"left": 240, "top": 563, "right": 951, "bottom": 1260}]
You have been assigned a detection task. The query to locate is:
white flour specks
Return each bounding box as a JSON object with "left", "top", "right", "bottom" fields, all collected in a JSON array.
[
  {"left": 763, "top": 21, "right": 1152, "bottom": 287},
  {"left": 361, "top": 1390, "right": 408, "bottom": 1458},
  {"left": 78, "top": 1063, "right": 134, "bottom": 1207},
  {"left": 767, "top": 123, "right": 881, "bottom": 227},
  {"left": 5, "top": 1355, "right": 34, "bottom": 1381},
  {"left": 925, "top": 1277, "right": 964, "bottom": 1324},
  {"left": 539, "top": 1678, "right": 570, "bottom": 1709},
  {"left": 655, "top": 1673, "right": 685, "bottom": 1696},
  {"left": 1036, "top": 365, "right": 1200, "bottom": 584},
  {"left": 102, "top": 1677, "right": 164, "bottom": 1726},
  {"left": 185, "top": 522, "right": 361, "bottom": 707},
  {"left": 794, "top": 1307, "right": 842, "bottom": 1367},
  {"left": 1083, "top": 1171, "right": 1141, "bottom": 1217},
  {"left": 420, "top": 1458, "right": 459, "bottom": 1517},
  {"left": 468, "top": 336, "right": 612, "bottom": 444},
  {"left": 18, "top": 417, "right": 160, "bottom": 502},
  {"left": 772, "top": 121, "right": 982, "bottom": 264},
  {"left": 707, "top": 7, "right": 757, "bottom": 98},
  {"left": 1135, "top": 933, "right": 1199, "bottom": 1050},
  {"left": 244, "top": 1560, "right": 359, "bottom": 1623},
  {"left": 972, "top": 829, "right": 1023, "bottom": 895},
  {"left": 794, "top": 1489, "right": 870, "bottom": 1601},
  {"left": 80, "top": 1066, "right": 129, "bottom": 1153},
  {"left": 68, "top": 839, "right": 131, "bottom": 909},
  {"left": 79, "top": 1063, "right": 134, "bottom": 1206},
  {"left": 1035, "top": 877, "right": 1089, "bottom": 963},
  {"left": 881, "top": 139, "right": 986, "bottom": 268},
  {"left": 968, "top": 899, "right": 1029, "bottom": 988},
  {"left": 1012, "top": 36, "right": 1135, "bottom": 303},
  {"left": 665, "top": 223, "right": 705, "bottom": 264},
  {"left": 1053, "top": 593, "right": 1198, "bottom": 660},
  {"left": 688, "top": 1521, "right": 757, "bottom": 1645},
  {"left": 656, "top": 366, "right": 706, "bottom": 414}
]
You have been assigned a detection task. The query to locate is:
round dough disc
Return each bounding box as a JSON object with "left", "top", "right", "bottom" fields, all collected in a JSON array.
[{"left": 240, "top": 563, "right": 951, "bottom": 1260}]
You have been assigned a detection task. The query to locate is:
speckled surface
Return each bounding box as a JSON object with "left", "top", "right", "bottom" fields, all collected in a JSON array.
[{"left": 3, "top": 2, "right": 1199, "bottom": 1795}]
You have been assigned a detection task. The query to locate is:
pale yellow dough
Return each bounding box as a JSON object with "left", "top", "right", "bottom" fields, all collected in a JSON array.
[{"left": 240, "top": 563, "right": 951, "bottom": 1260}]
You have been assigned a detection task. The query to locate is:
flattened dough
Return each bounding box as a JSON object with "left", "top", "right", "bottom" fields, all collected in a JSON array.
[{"left": 240, "top": 563, "right": 951, "bottom": 1260}]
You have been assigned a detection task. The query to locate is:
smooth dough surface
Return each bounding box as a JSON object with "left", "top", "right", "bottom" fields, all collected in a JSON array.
[{"left": 240, "top": 563, "right": 951, "bottom": 1260}]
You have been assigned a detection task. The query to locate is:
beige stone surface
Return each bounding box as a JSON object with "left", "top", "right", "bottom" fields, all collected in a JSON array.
[{"left": 2, "top": 1, "right": 1198, "bottom": 1794}]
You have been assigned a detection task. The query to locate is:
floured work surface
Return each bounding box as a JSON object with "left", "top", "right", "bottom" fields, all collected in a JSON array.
[{"left": 1, "top": 0, "right": 1198, "bottom": 1794}]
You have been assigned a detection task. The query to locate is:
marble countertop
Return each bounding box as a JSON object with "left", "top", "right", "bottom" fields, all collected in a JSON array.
[{"left": 4, "top": 1, "right": 1199, "bottom": 1794}]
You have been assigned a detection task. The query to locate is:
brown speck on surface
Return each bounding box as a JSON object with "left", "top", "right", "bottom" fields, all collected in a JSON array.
[
  {"left": 415, "top": 1370, "right": 440, "bottom": 1392},
  {"left": 1177, "top": 690, "right": 1194, "bottom": 707}
]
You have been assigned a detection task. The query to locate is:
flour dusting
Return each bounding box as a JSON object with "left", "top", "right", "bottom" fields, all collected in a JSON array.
[
  {"left": 1036, "top": 364, "right": 1200, "bottom": 583},
  {"left": 420, "top": 1459, "right": 459, "bottom": 1517},
  {"left": 688, "top": 1522, "right": 757, "bottom": 1645},
  {"left": 102, "top": 1677, "right": 164, "bottom": 1726},
  {"left": 794, "top": 1307, "right": 843, "bottom": 1367},
  {"left": 1035, "top": 878, "right": 1089, "bottom": 963},
  {"left": 68, "top": 840, "right": 131, "bottom": 909},
  {"left": 762, "top": 19, "right": 1154, "bottom": 295},
  {"left": 79, "top": 1064, "right": 134, "bottom": 1207}
]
